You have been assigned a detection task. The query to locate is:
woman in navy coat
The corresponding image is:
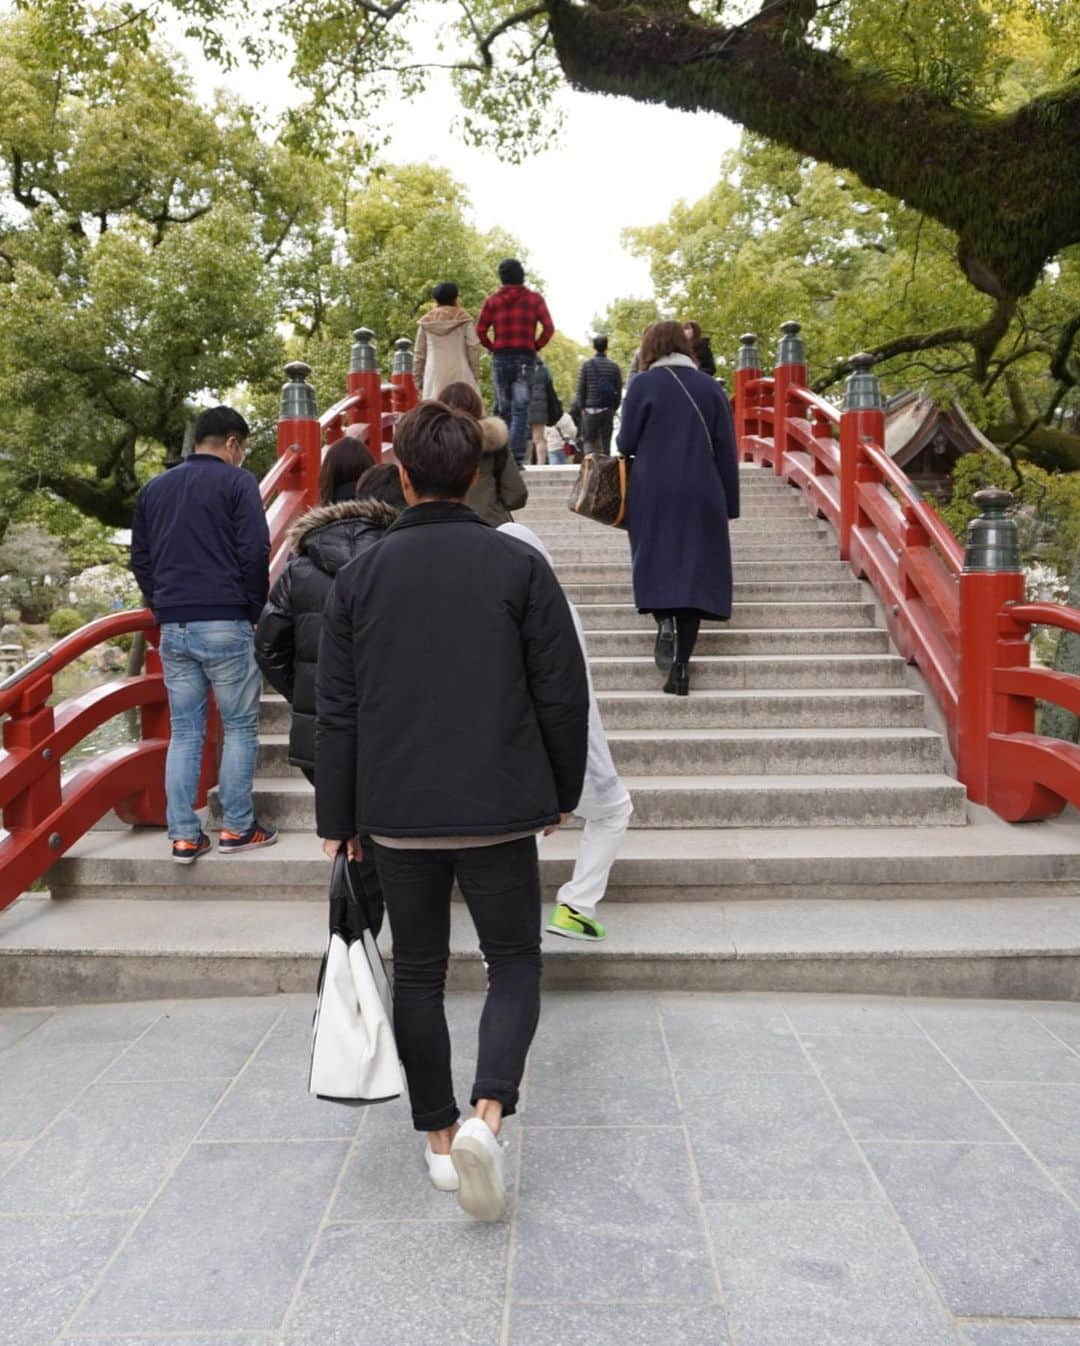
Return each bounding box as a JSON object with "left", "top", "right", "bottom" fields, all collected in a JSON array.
[{"left": 616, "top": 321, "right": 740, "bottom": 696}]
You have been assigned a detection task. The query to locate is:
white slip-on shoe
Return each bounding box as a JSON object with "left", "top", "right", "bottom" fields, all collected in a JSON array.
[
  {"left": 424, "top": 1143, "right": 459, "bottom": 1192},
  {"left": 451, "top": 1117, "right": 506, "bottom": 1222}
]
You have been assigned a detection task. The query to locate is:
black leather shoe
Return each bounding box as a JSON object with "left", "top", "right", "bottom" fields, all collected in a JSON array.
[
  {"left": 663, "top": 661, "right": 690, "bottom": 696},
  {"left": 654, "top": 619, "right": 675, "bottom": 672}
]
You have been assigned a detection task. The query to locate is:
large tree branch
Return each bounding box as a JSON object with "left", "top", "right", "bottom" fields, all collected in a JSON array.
[
  {"left": 811, "top": 323, "right": 976, "bottom": 394},
  {"left": 546, "top": 0, "right": 1080, "bottom": 310}
]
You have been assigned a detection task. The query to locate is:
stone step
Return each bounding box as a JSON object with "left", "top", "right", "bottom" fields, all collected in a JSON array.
[
  {"left": 586, "top": 653, "right": 906, "bottom": 691},
  {"left": 44, "top": 817, "right": 1080, "bottom": 905},
  {"left": 563, "top": 579, "right": 863, "bottom": 604},
  {"left": 556, "top": 560, "right": 855, "bottom": 583},
  {"left": 575, "top": 601, "right": 876, "bottom": 630},
  {"left": 533, "top": 518, "right": 827, "bottom": 541},
  {"left": 257, "top": 726, "right": 944, "bottom": 780},
  {"left": 10, "top": 889, "right": 1080, "bottom": 1003},
  {"left": 545, "top": 540, "right": 838, "bottom": 563},
  {"left": 522, "top": 502, "right": 810, "bottom": 521},
  {"left": 576, "top": 628, "right": 891, "bottom": 656},
  {"left": 220, "top": 769, "right": 966, "bottom": 831}
]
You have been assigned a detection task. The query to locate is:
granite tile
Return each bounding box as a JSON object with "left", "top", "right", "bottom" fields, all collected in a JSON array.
[
  {"left": 199, "top": 1064, "right": 363, "bottom": 1141},
  {"left": 682, "top": 1073, "right": 875, "bottom": 1202},
  {"left": 0, "top": 1010, "right": 51, "bottom": 1052},
  {"left": 976, "top": 1082, "right": 1080, "bottom": 1202},
  {"left": 28, "top": 1001, "right": 168, "bottom": 1047},
  {"left": 508, "top": 1304, "right": 730, "bottom": 1346},
  {"left": 73, "top": 1140, "right": 347, "bottom": 1333},
  {"left": 915, "top": 1007, "right": 1080, "bottom": 1083},
  {"left": 805, "top": 1035, "right": 1009, "bottom": 1141},
  {"left": 659, "top": 997, "right": 805, "bottom": 1076},
  {"left": 283, "top": 1221, "right": 507, "bottom": 1345},
  {"left": 512, "top": 1127, "right": 714, "bottom": 1301},
  {"left": 0, "top": 1042, "right": 123, "bottom": 1142},
  {"left": 103, "top": 1001, "right": 281, "bottom": 1081},
  {"left": 708, "top": 1201, "right": 958, "bottom": 1346},
  {"left": 866, "top": 1141, "right": 1080, "bottom": 1316},
  {"left": 785, "top": 999, "right": 922, "bottom": 1038},
  {"left": 0, "top": 1213, "right": 130, "bottom": 1346},
  {"left": 961, "top": 1328, "right": 1080, "bottom": 1346},
  {"left": 0, "top": 1078, "right": 227, "bottom": 1213}
]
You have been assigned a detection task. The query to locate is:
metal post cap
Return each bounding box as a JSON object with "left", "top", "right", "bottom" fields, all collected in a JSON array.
[
  {"left": 777, "top": 320, "right": 806, "bottom": 368},
  {"left": 842, "top": 352, "right": 884, "bottom": 411},
  {"left": 280, "top": 362, "right": 317, "bottom": 419},
  {"left": 391, "top": 337, "right": 413, "bottom": 374},
  {"left": 736, "top": 333, "right": 761, "bottom": 371},
  {"left": 350, "top": 328, "right": 378, "bottom": 373},
  {"left": 963, "top": 489, "right": 1021, "bottom": 573}
]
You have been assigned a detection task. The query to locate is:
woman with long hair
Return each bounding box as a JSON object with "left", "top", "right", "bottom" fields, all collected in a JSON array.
[
  {"left": 616, "top": 321, "right": 740, "bottom": 695},
  {"left": 317, "top": 437, "right": 375, "bottom": 505},
  {"left": 438, "top": 381, "right": 528, "bottom": 526}
]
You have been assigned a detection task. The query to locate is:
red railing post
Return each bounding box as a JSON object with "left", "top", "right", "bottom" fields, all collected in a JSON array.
[
  {"left": 391, "top": 338, "right": 419, "bottom": 414},
  {"left": 772, "top": 320, "right": 807, "bottom": 478},
  {"left": 278, "top": 362, "right": 322, "bottom": 508},
  {"left": 348, "top": 328, "right": 383, "bottom": 461},
  {"left": 957, "top": 489, "right": 1029, "bottom": 804},
  {"left": 1, "top": 678, "right": 62, "bottom": 836},
  {"left": 838, "top": 353, "right": 884, "bottom": 562},
  {"left": 734, "top": 333, "right": 761, "bottom": 461},
  {"left": 115, "top": 634, "right": 168, "bottom": 825}
]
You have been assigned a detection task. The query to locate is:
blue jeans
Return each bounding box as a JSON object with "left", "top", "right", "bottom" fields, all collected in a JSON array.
[
  {"left": 160, "top": 620, "right": 262, "bottom": 840},
  {"left": 492, "top": 352, "right": 535, "bottom": 467}
]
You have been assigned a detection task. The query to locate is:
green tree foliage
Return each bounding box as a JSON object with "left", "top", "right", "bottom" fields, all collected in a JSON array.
[
  {"left": 591, "top": 297, "right": 663, "bottom": 374},
  {"left": 0, "top": 522, "right": 71, "bottom": 622},
  {"left": 542, "top": 332, "right": 590, "bottom": 409}
]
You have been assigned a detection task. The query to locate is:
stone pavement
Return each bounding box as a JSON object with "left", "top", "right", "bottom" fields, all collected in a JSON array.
[{"left": 4, "top": 992, "right": 1080, "bottom": 1344}]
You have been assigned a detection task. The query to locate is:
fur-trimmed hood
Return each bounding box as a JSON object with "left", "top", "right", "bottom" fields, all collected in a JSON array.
[
  {"left": 288, "top": 497, "right": 400, "bottom": 576},
  {"left": 480, "top": 415, "right": 509, "bottom": 455},
  {"left": 419, "top": 305, "right": 474, "bottom": 336}
]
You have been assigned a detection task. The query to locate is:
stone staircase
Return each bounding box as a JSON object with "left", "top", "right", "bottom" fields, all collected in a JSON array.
[{"left": 3, "top": 465, "right": 1080, "bottom": 1004}]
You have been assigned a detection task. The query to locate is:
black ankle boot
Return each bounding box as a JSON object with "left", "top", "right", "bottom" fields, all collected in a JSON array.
[
  {"left": 654, "top": 619, "right": 675, "bottom": 672},
  {"left": 663, "top": 661, "right": 690, "bottom": 696}
]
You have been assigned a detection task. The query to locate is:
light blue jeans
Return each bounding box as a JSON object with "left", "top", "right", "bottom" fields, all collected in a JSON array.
[
  {"left": 492, "top": 352, "right": 535, "bottom": 467},
  {"left": 160, "top": 620, "right": 262, "bottom": 841}
]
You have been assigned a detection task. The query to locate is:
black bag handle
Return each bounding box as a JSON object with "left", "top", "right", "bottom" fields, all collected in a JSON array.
[{"left": 329, "top": 848, "right": 378, "bottom": 941}]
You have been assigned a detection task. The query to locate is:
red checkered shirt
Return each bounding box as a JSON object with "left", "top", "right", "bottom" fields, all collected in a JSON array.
[{"left": 476, "top": 285, "right": 555, "bottom": 352}]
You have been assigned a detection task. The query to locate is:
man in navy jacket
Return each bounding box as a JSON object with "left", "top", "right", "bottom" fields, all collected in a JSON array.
[{"left": 131, "top": 406, "right": 277, "bottom": 863}]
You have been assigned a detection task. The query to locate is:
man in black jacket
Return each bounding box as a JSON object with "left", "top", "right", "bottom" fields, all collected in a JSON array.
[
  {"left": 576, "top": 334, "right": 623, "bottom": 455},
  {"left": 131, "top": 405, "right": 276, "bottom": 864},
  {"left": 316, "top": 401, "right": 588, "bottom": 1222}
]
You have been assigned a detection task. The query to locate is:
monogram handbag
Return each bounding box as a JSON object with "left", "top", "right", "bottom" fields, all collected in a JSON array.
[
  {"left": 567, "top": 452, "right": 631, "bottom": 530},
  {"left": 309, "top": 852, "right": 403, "bottom": 1105}
]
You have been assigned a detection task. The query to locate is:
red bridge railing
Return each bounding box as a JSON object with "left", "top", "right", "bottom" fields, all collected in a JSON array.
[
  {"left": 734, "top": 324, "right": 1080, "bottom": 823},
  {"left": 0, "top": 331, "right": 417, "bottom": 909}
]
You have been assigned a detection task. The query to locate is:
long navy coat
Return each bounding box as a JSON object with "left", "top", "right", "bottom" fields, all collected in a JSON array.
[{"left": 616, "top": 360, "right": 740, "bottom": 620}]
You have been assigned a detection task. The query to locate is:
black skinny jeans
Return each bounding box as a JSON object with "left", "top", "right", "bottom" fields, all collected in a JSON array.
[{"left": 372, "top": 836, "right": 542, "bottom": 1132}]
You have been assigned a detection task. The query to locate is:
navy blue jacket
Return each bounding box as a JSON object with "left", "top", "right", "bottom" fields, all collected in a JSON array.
[{"left": 130, "top": 454, "right": 270, "bottom": 625}]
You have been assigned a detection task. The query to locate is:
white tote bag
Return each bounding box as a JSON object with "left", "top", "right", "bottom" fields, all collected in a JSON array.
[{"left": 309, "top": 854, "right": 403, "bottom": 1104}]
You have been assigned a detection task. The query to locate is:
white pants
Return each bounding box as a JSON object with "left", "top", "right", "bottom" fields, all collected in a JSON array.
[{"left": 556, "top": 793, "right": 633, "bottom": 917}]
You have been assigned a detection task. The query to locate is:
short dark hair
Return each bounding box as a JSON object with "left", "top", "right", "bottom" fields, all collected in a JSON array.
[
  {"left": 639, "top": 320, "right": 695, "bottom": 370},
  {"left": 394, "top": 402, "right": 482, "bottom": 500},
  {"left": 318, "top": 437, "right": 375, "bottom": 506},
  {"left": 432, "top": 281, "right": 459, "bottom": 306},
  {"left": 193, "top": 406, "right": 249, "bottom": 445},
  {"left": 592, "top": 334, "right": 609, "bottom": 354},
  {"left": 356, "top": 462, "right": 407, "bottom": 510},
  {"left": 437, "top": 380, "right": 484, "bottom": 420},
  {"left": 498, "top": 258, "right": 525, "bottom": 286}
]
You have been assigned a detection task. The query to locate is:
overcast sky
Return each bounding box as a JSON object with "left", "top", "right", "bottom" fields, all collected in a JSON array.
[{"left": 169, "top": 21, "right": 740, "bottom": 341}]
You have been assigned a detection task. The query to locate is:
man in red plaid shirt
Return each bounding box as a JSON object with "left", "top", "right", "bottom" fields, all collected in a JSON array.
[{"left": 476, "top": 259, "right": 555, "bottom": 466}]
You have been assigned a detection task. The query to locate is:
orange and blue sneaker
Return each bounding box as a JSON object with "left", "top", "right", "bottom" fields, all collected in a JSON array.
[
  {"left": 218, "top": 822, "right": 279, "bottom": 855},
  {"left": 172, "top": 832, "right": 211, "bottom": 865}
]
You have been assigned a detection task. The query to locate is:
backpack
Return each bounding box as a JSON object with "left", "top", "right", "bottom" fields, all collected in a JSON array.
[{"left": 593, "top": 364, "right": 620, "bottom": 410}]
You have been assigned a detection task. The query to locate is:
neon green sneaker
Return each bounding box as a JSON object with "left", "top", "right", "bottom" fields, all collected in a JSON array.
[{"left": 546, "top": 903, "right": 607, "bottom": 942}]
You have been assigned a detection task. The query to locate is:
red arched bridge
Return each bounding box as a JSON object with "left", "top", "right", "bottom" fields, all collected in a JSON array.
[{"left": 0, "top": 321, "right": 1078, "bottom": 909}]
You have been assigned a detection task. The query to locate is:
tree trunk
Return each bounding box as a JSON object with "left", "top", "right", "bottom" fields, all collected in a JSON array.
[
  {"left": 1039, "top": 557, "right": 1080, "bottom": 746},
  {"left": 546, "top": 0, "right": 1080, "bottom": 307}
]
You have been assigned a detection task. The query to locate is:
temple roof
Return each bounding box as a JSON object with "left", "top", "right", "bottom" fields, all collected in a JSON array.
[{"left": 884, "top": 390, "right": 1001, "bottom": 469}]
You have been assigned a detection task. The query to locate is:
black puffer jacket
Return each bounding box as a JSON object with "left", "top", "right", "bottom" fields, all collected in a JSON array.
[
  {"left": 255, "top": 498, "right": 399, "bottom": 770},
  {"left": 315, "top": 502, "right": 589, "bottom": 840}
]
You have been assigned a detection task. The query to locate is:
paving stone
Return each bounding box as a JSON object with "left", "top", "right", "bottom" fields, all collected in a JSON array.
[
  {"left": 508, "top": 1304, "right": 731, "bottom": 1346},
  {"left": 0, "top": 1144, "right": 24, "bottom": 1179},
  {"left": 283, "top": 1221, "right": 507, "bottom": 1346},
  {"left": 103, "top": 1001, "right": 282, "bottom": 1081},
  {"left": 0, "top": 1078, "right": 227, "bottom": 1214},
  {"left": 681, "top": 1073, "right": 875, "bottom": 1201},
  {"left": 804, "top": 1036, "right": 1009, "bottom": 1141},
  {"left": 961, "top": 1328, "right": 1080, "bottom": 1346},
  {"left": 976, "top": 1081, "right": 1080, "bottom": 1202},
  {"left": 0, "top": 1041, "right": 123, "bottom": 1142},
  {"left": 1034, "top": 1006, "right": 1080, "bottom": 1053},
  {"left": 708, "top": 1201, "right": 958, "bottom": 1346},
  {"left": 331, "top": 1112, "right": 519, "bottom": 1222},
  {"left": 914, "top": 1006, "right": 1080, "bottom": 1083},
  {"left": 785, "top": 999, "right": 922, "bottom": 1037},
  {"left": 74, "top": 1139, "right": 348, "bottom": 1334},
  {"left": 0, "top": 1009, "right": 51, "bottom": 1052},
  {"left": 0, "top": 1213, "right": 130, "bottom": 1346},
  {"left": 70, "top": 1338, "right": 276, "bottom": 1345},
  {"left": 199, "top": 1064, "right": 363, "bottom": 1141},
  {"left": 659, "top": 996, "right": 807, "bottom": 1076},
  {"left": 513, "top": 1126, "right": 714, "bottom": 1302},
  {"left": 865, "top": 1141, "right": 1080, "bottom": 1317},
  {"left": 27, "top": 1000, "right": 168, "bottom": 1046}
]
